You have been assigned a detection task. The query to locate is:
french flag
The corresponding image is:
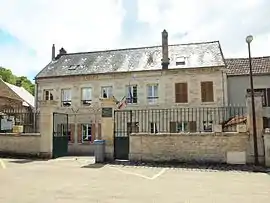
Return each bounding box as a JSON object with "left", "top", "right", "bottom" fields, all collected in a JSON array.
[{"left": 118, "top": 96, "right": 127, "bottom": 109}]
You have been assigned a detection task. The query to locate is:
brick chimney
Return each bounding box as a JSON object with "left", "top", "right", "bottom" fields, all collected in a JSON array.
[
  {"left": 52, "top": 44, "right": 55, "bottom": 61},
  {"left": 161, "top": 29, "right": 170, "bottom": 70}
]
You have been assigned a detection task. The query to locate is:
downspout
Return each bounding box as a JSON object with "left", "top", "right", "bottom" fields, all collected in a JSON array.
[{"left": 35, "top": 80, "right": 39, "bottom": 111}]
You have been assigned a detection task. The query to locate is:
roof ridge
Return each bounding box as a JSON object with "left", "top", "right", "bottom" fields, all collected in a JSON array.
[
  {"left": 226, "top": 56, "right": 270, "bottom": 60},
  {"left": 62, "top": 41, "right": 220, "bottom": 56}
]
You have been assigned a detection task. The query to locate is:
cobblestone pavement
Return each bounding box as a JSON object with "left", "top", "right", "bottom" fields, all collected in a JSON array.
[{"left": 0, "top": 157, "right": 270, "bottom": 203}]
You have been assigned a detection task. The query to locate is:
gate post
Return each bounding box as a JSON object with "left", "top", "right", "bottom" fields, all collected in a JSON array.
[
  {"left": 39, "top": 101, "right": 56, "bottom": 159},
  {"left": 99, "top": 98, "right": 117, "bottom": 160}
]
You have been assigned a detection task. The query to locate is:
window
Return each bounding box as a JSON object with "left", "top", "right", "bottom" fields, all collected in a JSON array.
[
  {"left": 126, "top": 85, "right": 138, "bottom": 104},
  {"left": 203, "top": 121, "right": 213, "bottom": 132},
  {"left": 263, "top": 117, "right": 270, "bottom": 129},
  {"left": 201, "top": 81, "right": 214, "bottom": 102},
  {"left": 150, "top": 122, "right": 158, "bottom": 133},
  {"left": 127, "top": 122, "right": 139, "bottom": 134},
  {"left": 247, "top": 88, "right": 270, "bottom": 107},
  {"left": 101, "top": 86, "right": 113, "bottom": 98},
  {"left": 176, "top": 56, "right": 186, "bottom": 65},
  {"left": 61, "top": 89, "right": 72, "bottom": 107},
  {"left": 170, "top": 121, "right": 197, "bottom": 132},
  {"left": 82, "top": 124, "right": 92, "bottom": 143},
  {"left": 44, "top": 89, "right": 53, "bottom": 101},
  {"left": 175, "top": 83, "right": 188, "bottom": 103},
  {"left": 81, "top": 87, "right": 92, "bottom": 106},
  {"left": 147, "top": 84, "right": 158, "bottom": 104}
]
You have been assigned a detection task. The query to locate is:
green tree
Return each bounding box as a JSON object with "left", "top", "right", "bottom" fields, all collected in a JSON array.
[{"left": 0, "top": 67, "right": 35, "bottom": 95}]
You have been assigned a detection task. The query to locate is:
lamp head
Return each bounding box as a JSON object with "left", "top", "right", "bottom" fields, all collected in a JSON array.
[{"left": 246, "top": 35, "right": 253, "bottom": 43}]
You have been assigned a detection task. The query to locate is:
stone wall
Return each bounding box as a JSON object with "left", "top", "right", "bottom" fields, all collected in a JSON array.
[
  {"left": 130, "top": 132, "right": 250, "bottom": 164},
  {"left": 0, "top": 133, "right": 41, "bottom": 156}
]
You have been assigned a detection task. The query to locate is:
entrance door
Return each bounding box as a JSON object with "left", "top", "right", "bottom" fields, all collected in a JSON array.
[
  {"left": 114, "top": 110, "right": 138, "bottom": 160},
  {"left": 52, "top": 113, "right": 69, "bottom": 158}
]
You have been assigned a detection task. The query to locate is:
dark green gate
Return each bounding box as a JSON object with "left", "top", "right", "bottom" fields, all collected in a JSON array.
[
  {"left": 52, "top": 112, "right": 69, "bottom": 158},
  {"left": 114, "top": 110, "right": 135, "bottom": 160}
]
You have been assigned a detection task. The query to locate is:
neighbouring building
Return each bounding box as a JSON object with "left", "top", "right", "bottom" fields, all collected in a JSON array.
[
  {"left": 35, "top": 30, "right": 231, "bottom": 154},
  {"left": 0, "top": 78, "right": 36, "bottom": 133},
  {"left": 226, "top": 56, "right": 270, "bottom": 128}
]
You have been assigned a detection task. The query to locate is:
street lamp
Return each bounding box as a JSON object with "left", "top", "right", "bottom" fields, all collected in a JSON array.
[{"left": 246, "top": 35, "right": 259, "bottom": 165}]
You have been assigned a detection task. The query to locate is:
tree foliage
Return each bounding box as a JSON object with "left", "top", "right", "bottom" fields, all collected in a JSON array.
[{"left": 0, "top": 67, "right": 35, "bottom": 95}]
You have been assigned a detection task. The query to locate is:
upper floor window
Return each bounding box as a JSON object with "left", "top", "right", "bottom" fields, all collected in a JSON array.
[
  {"left": 43, "top": 89, "right": 54, "bottom": 101},
  {"left": 175, "top": 83, "right": 188, "bottom": 103},
  {"left": 147, "top": 84, "right": 158, "bottom": 104},
  {"left": 201, "top": 81, "right": 214, "bottom": 102},
  {"left": 61, "top": 89, "right": 72, "bottom": 107},
  {"left": 126, "top": 85, "right": 138, "bottom": 104},
  {"left": 101, "top": 86, "right": 113, "bottom": 98},
  {"left": 81, "top": 87, "right": 92, "bottom": 106},
  {"left": 247, "top": 88, "right": 270, "bottom": 107}
]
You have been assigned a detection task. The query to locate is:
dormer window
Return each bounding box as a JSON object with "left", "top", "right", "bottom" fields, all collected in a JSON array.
[
  {"left": 68, "top": 65, "right": 78, "bottom": 70},
  {"left": 176, "top": 56, "right": 186, "bottom": 65}
]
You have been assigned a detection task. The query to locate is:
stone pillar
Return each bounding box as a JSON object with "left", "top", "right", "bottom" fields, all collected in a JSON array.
[
  {"left": 246, "top": 92, "right": 264, "bottom": 164},
  {"left": 38, "top": 101, "right": 57, "bottom": 159},
  {"left": 263, "top": 133, "right": 270, "bottom": 167},
  {"left": 99, "top": 98, "right": 117, "bottom": 160}
]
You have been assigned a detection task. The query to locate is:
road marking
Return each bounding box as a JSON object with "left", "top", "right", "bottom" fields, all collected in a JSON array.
[
  {"left": 0, "top": 159, "right": 6, "bottom": 169},
  {"left": 109, "top": 166, "right": 166, "bottom": 180}
]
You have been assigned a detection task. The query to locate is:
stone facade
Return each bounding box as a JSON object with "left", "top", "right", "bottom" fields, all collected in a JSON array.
[
  {"left": 36, "top": 66, "right": 227, "bottom": 154},
  {"left": 129, "top": 132, "right": 250, "bottom": 164}
]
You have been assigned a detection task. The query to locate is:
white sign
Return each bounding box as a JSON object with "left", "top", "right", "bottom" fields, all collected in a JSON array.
[{"left": 1, "top": 118, "right": 13, "bottom": 131}]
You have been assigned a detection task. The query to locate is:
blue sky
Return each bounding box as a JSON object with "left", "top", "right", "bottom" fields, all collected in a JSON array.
[{"left": 0, "top": 0, "right": 270, "bottom": 80}]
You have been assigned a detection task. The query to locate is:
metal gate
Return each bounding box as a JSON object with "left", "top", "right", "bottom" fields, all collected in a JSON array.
[
  {"left": 114, "top": 110, "right": 134, "bottom": 160},
  {"left": 52, "top": 112, "right": 69, "bottom": 158}
]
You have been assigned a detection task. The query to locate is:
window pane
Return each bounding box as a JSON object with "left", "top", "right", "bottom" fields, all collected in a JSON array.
[
  {"left": 153, "top": 85, "right": 158, "bottom": 96},
  {"left": 62, "top": 89, "right": 71, "bottom": 101},
  {"left": 82, "top": 88, "right": 92, "bottom": 100},
  {"left": 147, "top": 85, "right": 153, "bottom": 97}
]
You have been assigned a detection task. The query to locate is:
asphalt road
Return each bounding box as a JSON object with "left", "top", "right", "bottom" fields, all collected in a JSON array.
[{"left": 0, "top": 157, "right": 270, "bottom": 203}]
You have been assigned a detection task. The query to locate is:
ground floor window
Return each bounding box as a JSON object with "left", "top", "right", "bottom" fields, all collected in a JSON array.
[{"left": 82, "top": 123, "right": 92, "bottom": 143}]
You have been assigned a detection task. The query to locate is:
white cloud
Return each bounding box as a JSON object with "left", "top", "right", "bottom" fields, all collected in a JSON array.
[
  {"left": 136, "top": 0, "right": 270, "bottom": 58},
  {"left": 0, "top": 0, "right": 125, "bottom": 76}
]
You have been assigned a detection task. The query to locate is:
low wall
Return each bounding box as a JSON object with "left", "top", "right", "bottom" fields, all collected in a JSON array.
[
  {"left": 130, "top": 132, "right": 250, "bottom": 164},
  {"left": 0, "top": 133, "right": 41, "bottom": 156}
]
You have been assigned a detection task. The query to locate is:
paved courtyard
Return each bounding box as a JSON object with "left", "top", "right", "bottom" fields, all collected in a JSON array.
[{"left": 0, "top": 157, "right": 270, "bottom": 203}]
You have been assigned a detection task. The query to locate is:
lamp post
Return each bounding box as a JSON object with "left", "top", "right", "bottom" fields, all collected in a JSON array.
[{"left": 246, "top": 35, "right": 259, "bottom": 165}]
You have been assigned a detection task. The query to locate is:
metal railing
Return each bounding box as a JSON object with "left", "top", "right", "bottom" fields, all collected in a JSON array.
[{"left": 114, "top": 106, "right": 247, "bottom": 135}]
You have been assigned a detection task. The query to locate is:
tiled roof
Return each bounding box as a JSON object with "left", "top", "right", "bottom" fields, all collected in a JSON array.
[
  {"left": 225, "top": 56, "right": 270, "bottom": 76},
  {"left": 4, "top": 81, "right": 35, "bottom": 108},
  {"left": 36, "top": 41, "right": 225, "bottom": 79}
]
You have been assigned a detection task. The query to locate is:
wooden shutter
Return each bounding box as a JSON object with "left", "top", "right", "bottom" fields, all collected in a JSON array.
[
  {"left": 188, "top": 121, "right": 197, "bottom": 132},
  {"left": 170, "top": 122, "right": 177, "bottom": 133},
  {"left": 201, "top": 81, "right": 214, "bottom": 102},
  {"left": 91, "top": 123, "right": 96, "bottom": 143},
  {"left": 77, "top": 124, "right": 82, "bottom": 143},
  {"left": 266, "top": 88, "right": 270, "bottom": 107},
  {"left": 175, "top": 83, "right": 188, "bottom": 103},
  {"left": 69, "top": 123, "right": 75, "bottom": 143}
]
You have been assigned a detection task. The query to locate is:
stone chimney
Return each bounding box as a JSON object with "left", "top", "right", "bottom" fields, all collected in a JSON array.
[
  {"left": 52, "top": 44, "right": 55, "bottom": 61},
  {"left": 161, "top": 29, "right": 170, "bottom": 70}
]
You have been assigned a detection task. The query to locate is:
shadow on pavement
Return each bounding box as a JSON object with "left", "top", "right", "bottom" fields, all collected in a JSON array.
[
  {"left": 107, "top": 160, "right": 270, "bottom": 174},
  {"left": 81, "top": 163, "right": 106, "bottom": 169},
  {"left": 9, "top": 159, "right": 45, "bottom": 164}
]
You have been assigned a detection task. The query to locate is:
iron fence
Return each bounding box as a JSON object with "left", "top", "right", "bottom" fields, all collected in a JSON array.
[
  {"left": 0, "top": 108, "right": 40, "bottom": 133},
  {"left": 114, "top": 106, "right": 247, "bottom": 134}
]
